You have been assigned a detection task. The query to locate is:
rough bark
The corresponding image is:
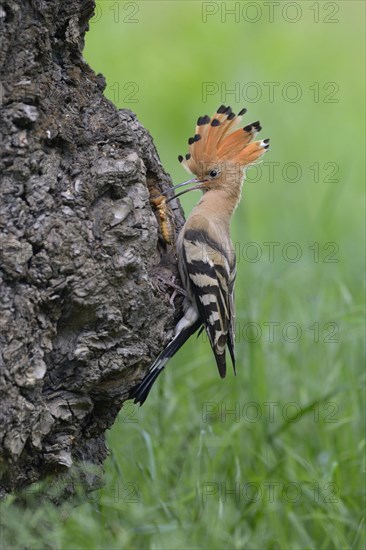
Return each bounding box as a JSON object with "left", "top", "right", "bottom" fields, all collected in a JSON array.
[{"left": 0, "top": 0, "right": 184, "bottom": 497}]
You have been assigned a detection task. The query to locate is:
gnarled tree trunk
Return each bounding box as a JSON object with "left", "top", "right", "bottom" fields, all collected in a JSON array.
[{"left": 0, "top": 0, "right": 184, "bottom": 497}]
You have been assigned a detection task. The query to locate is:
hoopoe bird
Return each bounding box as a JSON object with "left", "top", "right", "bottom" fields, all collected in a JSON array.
[{"left": 129, "top": 105, "right": 269, "bottom": 405}]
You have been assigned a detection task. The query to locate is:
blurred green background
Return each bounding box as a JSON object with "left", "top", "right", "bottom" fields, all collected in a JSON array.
[{"left": 3, "top": 1, "right": 365, "bottom": 549}]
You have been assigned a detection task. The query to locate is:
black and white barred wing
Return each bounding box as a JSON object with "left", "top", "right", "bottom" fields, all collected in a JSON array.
[
  {"left": 227, "top": 261, "right": 236, "bottom": 373},
  {"left": 182, "top": 229, "right": 236, "bottom": 378}
]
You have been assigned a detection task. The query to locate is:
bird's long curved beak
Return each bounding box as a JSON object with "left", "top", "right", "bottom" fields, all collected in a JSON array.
[
  {"left": 165, "top": 176, "right": 207, "bottom": 203},
  {"left": 170, "top": 177, "right": 200, "bottom": 191},
  {"left": 164, "top": 177, "right": 203, "bottom": 203},
  {"left": 166, "top": 182, "right": 205, "bottom": 203}
]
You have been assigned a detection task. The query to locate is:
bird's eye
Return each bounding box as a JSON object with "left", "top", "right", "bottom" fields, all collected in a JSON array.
[{"left": 209, "top": 169, "right": 218, "bottom": 178}]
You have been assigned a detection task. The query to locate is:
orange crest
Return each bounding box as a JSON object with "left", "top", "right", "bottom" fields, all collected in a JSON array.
[{"left": 178, "top": 105, "right": 269, "bottom": 177}]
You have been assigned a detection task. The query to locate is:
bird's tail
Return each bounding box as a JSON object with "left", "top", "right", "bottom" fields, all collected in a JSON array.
[{"left": 128, "top": 320, "right": 201, "bottom": 405}]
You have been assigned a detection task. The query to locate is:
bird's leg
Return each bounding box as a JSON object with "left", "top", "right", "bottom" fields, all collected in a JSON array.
[
  {"left": 155, "top": 273, "right": 187, "bottom": 311},
  {"left": 155, "top": 272, "right": 186, "bottom": 294},
  {"left": 167, "top": 275, "right": 187, "bottom": 296}
]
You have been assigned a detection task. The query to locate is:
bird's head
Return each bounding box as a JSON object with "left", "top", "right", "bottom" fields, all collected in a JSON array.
[{"left": 169, "top": 105, "right": 269, "bottom": 202}]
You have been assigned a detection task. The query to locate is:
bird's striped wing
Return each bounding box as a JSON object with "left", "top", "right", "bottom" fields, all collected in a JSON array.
[
  {"left": 182, "top": 228, "right": 236, "bottom": 377},
  {"left": 227, "top": 261, "right": 236, "bottom": 373}
]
